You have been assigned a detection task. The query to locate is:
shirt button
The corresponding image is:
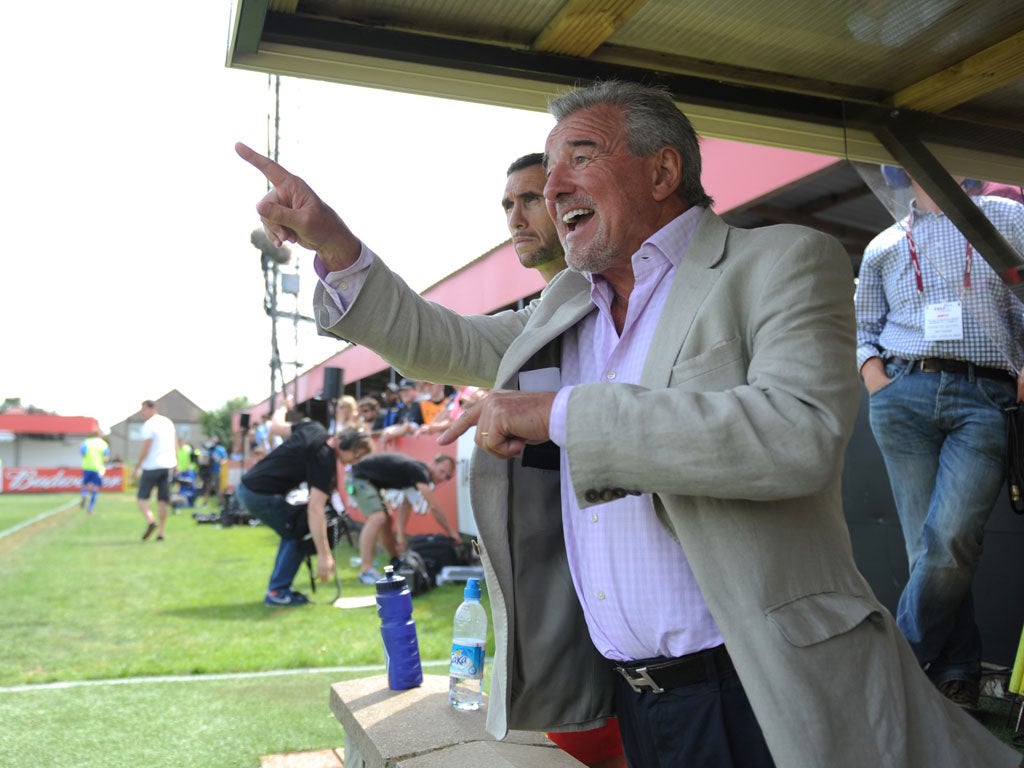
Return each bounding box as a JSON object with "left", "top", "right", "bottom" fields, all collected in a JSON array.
[
  {"left": 591, "top": 513, "right": 599, "bottom": 523},
  {"left": 606, "top": 370, "right": 616, "bottom": 380},
  {"left": 339, "top": 282, "right": 349, "bottom": 290},
  {"left": 597, "top": 591, "right": 606, "bottom": 600}
]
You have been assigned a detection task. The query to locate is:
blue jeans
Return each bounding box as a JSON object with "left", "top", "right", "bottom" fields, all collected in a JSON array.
[
  {"left": 235, "top": 484, "right": 303, "bottom": 594},
  {"left": 869, "top": 361, "right": 1015, "bottom": 684}
]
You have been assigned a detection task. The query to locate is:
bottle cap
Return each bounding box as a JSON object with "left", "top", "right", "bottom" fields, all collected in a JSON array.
[
  {"left": 464, "top": 577, "right": 481, "bottom": 600},
  {"left": 376, "top": 564, "right": 407, "bottom": 594}
]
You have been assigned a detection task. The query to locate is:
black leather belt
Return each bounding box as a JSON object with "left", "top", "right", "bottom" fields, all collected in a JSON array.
[
  {"left": 888, "top": 356, "right": 1013, "bottom": 382},
  {"left": 613, "top": 645, "right": 733, "bottom": 694}
]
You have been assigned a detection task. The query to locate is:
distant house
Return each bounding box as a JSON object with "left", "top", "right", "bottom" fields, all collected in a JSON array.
[
  {"left": 0, "top": 413, "right": 101, "bottom": 468},
  {"left": 106, "top": 390, "right": 206, "bottom": 466}
]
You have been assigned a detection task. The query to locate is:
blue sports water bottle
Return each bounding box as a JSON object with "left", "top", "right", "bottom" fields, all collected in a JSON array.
[{"left": 375, "top": 565, "right": 423, "bottom": 690}]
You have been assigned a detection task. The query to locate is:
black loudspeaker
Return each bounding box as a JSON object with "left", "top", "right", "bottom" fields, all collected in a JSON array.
[
  {"left": 304, "top": 399, "right": 330, "bottom": 429},
  {"left": 239, "top": 413, "right": 251, "bottom": 430},
  {"left": 322, "top": 367, "right": 344, "bottom": 401}
]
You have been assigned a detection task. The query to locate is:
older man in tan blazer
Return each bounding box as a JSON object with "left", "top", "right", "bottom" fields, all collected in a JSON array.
[{"left": 238, "top": 81, "right": 1018, "bottom": 767}]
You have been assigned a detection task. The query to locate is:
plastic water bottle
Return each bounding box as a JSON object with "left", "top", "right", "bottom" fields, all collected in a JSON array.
[
  {"left": 449, "top": 577, "right": 487, "bottom": 710},
  {"left": 375, "top": 565, "right": 423, "bottom": 691}
]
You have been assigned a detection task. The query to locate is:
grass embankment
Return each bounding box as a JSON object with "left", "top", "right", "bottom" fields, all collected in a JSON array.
[{"left": 0, "top": 491, "right": 488, "bottom": 767}]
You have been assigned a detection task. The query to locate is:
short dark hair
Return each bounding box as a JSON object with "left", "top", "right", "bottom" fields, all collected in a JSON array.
[
  {"left": 142, "top": 400, "right": 157, "bottom": 409},
  {"left": 337, "top": 428, "right": 373, "bottom": 453},
  {"left": 507, "top": 152, "right": 544, "bottom": 176},
  {"left": 548, "top": 80, "right": 714, "bottom": 208}
]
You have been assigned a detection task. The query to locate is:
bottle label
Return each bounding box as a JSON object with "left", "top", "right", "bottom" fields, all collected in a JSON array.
[{"left": 450, "top": 642, "right": 484, "bottom": 680}]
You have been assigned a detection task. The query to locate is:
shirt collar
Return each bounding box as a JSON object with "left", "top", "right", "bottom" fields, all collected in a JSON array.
[{"left": 586, "top": 206, "right": 704, "bottom": 301}]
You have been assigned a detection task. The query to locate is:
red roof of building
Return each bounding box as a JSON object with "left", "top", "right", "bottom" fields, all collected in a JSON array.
[{"left": 0, "top": 414, "right": 100, "bottom": 436}]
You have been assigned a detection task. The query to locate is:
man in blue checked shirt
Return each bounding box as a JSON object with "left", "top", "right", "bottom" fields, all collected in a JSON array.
[{"left": 855, "top": 168, "right": 1024, "bottom": 712}]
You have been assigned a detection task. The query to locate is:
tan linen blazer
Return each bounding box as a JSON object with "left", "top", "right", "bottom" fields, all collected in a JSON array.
[{"left": 316, "top": 209, "right": 1019, "bottom": 767}]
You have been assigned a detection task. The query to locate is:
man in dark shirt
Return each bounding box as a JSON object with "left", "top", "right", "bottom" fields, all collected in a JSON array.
[
  {"left": 374, "top": 384, "right": 403, "bottom": 429},
  {"left": 349, "top": 452, "right": 456, "bottom": 584},
  {"left": 237, "top": 405, "right": 372, "bottom": 606}
]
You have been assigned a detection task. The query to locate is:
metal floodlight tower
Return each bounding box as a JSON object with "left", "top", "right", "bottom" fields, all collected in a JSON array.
[
  {"left": 252, "top": 228, "right": 292, "bottom": 411},
  {"left": 251, "top": 75, "right": 318, "bottom": 413}
]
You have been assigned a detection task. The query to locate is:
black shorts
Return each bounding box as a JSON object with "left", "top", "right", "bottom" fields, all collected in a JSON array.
[{"left": 138, "top": 468, "right": 173, "bottom": 502}]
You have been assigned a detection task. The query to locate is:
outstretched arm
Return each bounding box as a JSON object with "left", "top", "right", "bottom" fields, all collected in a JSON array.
[{"left": 235, "top": 142, "right": 361, "bottom": 272}]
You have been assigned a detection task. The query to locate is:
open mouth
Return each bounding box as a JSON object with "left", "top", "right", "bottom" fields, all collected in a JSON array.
[{"left": 562, "top": 207, "right": 595, "bottom": 233}]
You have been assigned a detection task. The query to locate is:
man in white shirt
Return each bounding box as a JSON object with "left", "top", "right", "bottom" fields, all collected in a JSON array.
[{"left": 135, "top": 399, "right": 178, "bottom": 541}]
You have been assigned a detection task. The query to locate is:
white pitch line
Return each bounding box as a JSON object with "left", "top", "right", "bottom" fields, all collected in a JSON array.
[
  {"left": 0, "top": 499, "right": 79, "bottom": 541},
  {"left": 0, "top": 660, "right": 451, "bottom": 693}
]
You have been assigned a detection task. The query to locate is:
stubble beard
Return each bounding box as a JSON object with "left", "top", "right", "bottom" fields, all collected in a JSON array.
[
  {"left": 565, "top": 227, "right": 616, "bottom": 275},
  {"left": 519, "top": 242, "right": 563, "bottom": 271}
]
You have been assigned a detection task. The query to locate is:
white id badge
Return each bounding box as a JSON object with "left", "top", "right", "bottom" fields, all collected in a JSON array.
[{"left": 923, "top": 301, "right": 964, "bottom": 341}]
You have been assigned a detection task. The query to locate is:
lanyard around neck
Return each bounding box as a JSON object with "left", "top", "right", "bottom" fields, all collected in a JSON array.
[{"left": 905, "top": 211, "right": 973, "bottom": 296}]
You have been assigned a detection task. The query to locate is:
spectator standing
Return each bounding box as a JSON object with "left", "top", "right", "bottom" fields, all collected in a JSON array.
[
  {"left": 238, "top": 80, "right": 1017, "bottom": 766},
  {"left": 135, "top": 400, "right": 177, "bottom": 541},
  {"left": 503, "top": 150, "right": 624, "bottom": 768},
  {"left": 416, "top": 383, "right": 457, "bottom": 435},
  {"left": 375, "top": 383, "right": 403, "bottom": 428},
  {"left": 334, "top": 394, "right": 362, "bottom": 430},
  {"left": 250, "top": 414, "right": 271, "bottom": 458},
  {"left": 379, "top": 379, "right": 424, "bottom": 444},
  {"left": 854, "top": 169, "right": 1024, "bottom": 711},
  {"left": 357, "top": 397, "right": 381, "bottom": 431},
  {"left": 79, "top": 428, "right": 110, "bottom": 514},
  {"left": 503, "top": 151, "right": 569, "bottom": 282},
  {"left": 199, "top": 436, "right": 228, "bottom": 507}
]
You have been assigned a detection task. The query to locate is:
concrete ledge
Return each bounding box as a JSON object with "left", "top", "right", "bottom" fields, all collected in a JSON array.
[{"left": 330, "top": 674, "right": 584, "bottom": 767}]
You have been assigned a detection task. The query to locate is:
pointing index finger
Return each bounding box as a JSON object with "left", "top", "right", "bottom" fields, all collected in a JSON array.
[{"left": 234, "top": 142, "right": 289, "bottom": 186}]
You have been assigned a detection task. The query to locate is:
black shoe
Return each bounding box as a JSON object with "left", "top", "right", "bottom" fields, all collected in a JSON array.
[
  {"left": 142, "top": 522, "right": 157, "bottom": 541},
  {"left": 938, "top": 679, "right": 980, "bottom": 712},
  {"left": 264, "top": 589, "right": 310, "bottom": 606}
]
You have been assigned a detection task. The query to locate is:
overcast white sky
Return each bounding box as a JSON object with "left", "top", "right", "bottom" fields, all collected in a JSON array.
[{"left": 0, "top": 1, "right": 555, "bottom": 430}]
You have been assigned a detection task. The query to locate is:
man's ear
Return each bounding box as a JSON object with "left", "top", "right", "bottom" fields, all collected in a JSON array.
[{"left": 650, "top": 146, "right": 683, "bottom": 203}]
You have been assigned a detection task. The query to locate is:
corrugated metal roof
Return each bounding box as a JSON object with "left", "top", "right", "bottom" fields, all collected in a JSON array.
[{"left": 227, "top": 0, "right": 1024, "bottom": 181}]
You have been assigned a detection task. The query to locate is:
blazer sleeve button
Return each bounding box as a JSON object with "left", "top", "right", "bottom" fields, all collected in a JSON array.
[{"left": 585, "top": 490, "right": 599, "bottom": 503}]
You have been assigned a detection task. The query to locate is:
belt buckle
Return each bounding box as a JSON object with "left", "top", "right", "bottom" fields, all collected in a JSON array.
[
  {"left": 617, "top": 665, "right": 664, "bottom": 694},
  {"left": 918, "top": 359, "right": 940, "bottom": 373}
]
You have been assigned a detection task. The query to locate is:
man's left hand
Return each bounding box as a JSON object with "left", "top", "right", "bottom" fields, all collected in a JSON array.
[{"left": 438, "top": 389, "right": 555, "bottom": 459}]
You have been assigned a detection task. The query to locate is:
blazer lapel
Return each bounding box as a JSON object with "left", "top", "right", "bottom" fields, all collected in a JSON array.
[
  {"left": 495, "top": 272, "right": 595, "bottom": 389},
  {"left": 642, "top": 209, "right": 729, "bottom": 388}
]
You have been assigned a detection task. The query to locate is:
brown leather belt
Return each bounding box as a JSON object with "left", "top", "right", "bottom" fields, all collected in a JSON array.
[
  {"left": 888, "top": 356, "right": 1013, "bottom": 382},
  {"left": 613, "top": 644, "right": 733, "bottom": 693}
]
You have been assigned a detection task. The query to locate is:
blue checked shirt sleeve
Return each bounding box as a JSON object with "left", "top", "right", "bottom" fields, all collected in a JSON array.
[{"left": 854, "top": 246, "right": 891, "bottom": 370}]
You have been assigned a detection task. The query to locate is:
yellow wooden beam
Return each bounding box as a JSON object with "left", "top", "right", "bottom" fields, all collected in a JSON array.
[
  {"left": 892, "top": 29, "right": 1024, "bottom": 113},
  {"left": 533, "top": 0, "right": 648, "bottom": 57}
]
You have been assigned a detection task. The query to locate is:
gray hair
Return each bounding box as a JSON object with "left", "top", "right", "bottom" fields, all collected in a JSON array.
[{"left": 548, "top": 81, "right": 714, "bottom": 208}]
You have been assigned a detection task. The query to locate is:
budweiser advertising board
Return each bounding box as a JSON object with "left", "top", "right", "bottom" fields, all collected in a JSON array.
[{"left": 1, "top": 466, "right": 125, "bottom": 494}]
